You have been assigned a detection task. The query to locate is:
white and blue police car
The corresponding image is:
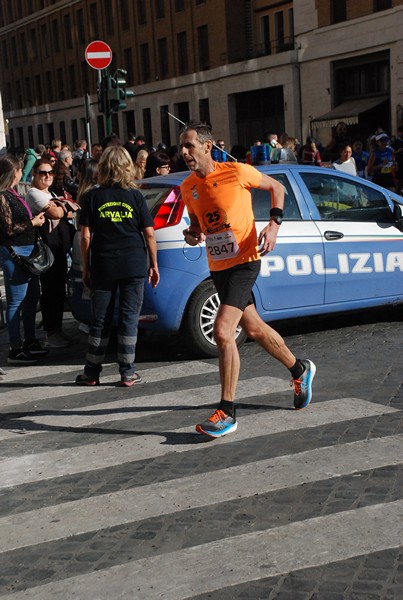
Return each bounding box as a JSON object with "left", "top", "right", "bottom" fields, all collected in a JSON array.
[{"left": 68, "top": 165, "right": 403, "bottom": 357}]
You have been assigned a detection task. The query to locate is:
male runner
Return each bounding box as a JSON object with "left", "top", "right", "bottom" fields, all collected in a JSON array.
[{"left": 180, "top": 122, "right": 316, "bottom": 438}]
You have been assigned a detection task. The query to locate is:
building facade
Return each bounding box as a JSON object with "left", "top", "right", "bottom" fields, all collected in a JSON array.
[{"left": 0, "top": 0, "right": 402, "bottom": 155}]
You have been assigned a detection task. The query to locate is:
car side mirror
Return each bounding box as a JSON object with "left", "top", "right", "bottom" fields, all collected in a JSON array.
[{"left": 393, "top": 204, "right": 403, "bottom": 232}]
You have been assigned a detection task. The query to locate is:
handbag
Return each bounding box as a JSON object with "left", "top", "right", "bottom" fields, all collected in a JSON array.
[{"left": 9, "top": 232, "right": 55, "bottom": 276}]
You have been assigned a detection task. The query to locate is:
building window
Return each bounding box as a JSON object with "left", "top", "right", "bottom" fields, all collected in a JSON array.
[
  {"left": 140, "top": 43, "right": 151, "bottom": 82},
  {"left": 80, "top": 117, "right": 86, "bottom": 138},
  {"left": 64, "top": 15, "right": 73, "bottom": 49},
  {"left": 199, "top": 98, "right": 210, "bottom": 124},
  {"left": 37, "top": 124, "right": 43, "bottom": 144},
  {"left": 119, "top": 0, "right": 129, "bottom": 30},
  {"left": 124, "top": 48, "right": 134, "bottom": 84},
  {"left": 124, "top": 110, "right": 136, "bottom": 137},
  {"left": 177, "top": 32, "right": 188, "bottom": 75},
  {"left": 46, "top": 71, "right": 53, "bottom": 103},
  {"left": 71, "top": 119, "right": 78, "bottom": 145},
  {"left": 137, "top": 0, "right": 147, "bottom": 24},
  {"left": 16, "top": 81, "right": 22, "bottom": 110},
  {"left": 81, "top": 61, "right": 89, "bottom": 93},
  {"left": 143, "top": 107, "right": 152, "bottom": 146},
  {"left": 90, "top": 4, "right": 99, "bottom": 38},
  {"left": 46, "top": 123, "right": 55, "bottom": 145},
  {"left": 41, "top": 24, "right": 49, "bottom": 58},
  {"left": 197, "top": 25, "right": 209, "bottom": 70},
  {"left": 28, "top": 125, "right": 34, "bottom": 148},
  {"left": 97, "top": 115, "right": 105, "bottom": 142},
  {"left": 331, "top": 0, "right": 346, "bottom": 24},
  {"left": 274, "top": 11, "right": 285, "bottom": 52},
  {"left": 155, "top": 0, "right": 165, "bottom": 18},
  {"left": 52, "top": 19, "right": 60, "bottom": 53},
  {"left": 77, "top": 9, "right": 86, "bottom": 44},
  {"left": 175, "top": 0, "right": 185, "bottom": 11},
  {"left": 68, "top": 65, "right": 77, "bottom": 98},
  {"left": 160, "top": 105, "right": 171, "bottom": 147},
  {"left": 57, "top": 68, "right": 65, "bottom": 101},
  {"left": 175, "top": 102, "right": 190, "bottom": 123},
  {"left": 20, "top": 32, "right": 27, "bottom": 64},
  {"left": 157, "top": 38, "right": 169, "bottom": 79},
  {"left": 374, "top": 0, "right": 392, "bottom": 10},
  {"left": 288, "top": 8, "right": 294, "bottom": 46},
  {"left": 35, "top": 74, "right": 42, "bottom": 105},
  {"left": 334, "top": 52, "right": 390, "bottom": 103},
  {"left": 11, "top": 37, "right": 18, "bottom": 66},
  {"left": 2, "top": 40, "right": 9, "bottom": 68},
  {"left": 59, "top": 121, "right": 66, "bottom": 144},
  {"left": 103, "top": 0, "right": 114, "bottom": 35},
  {"left": 261, "top": 15, "right": 271, "bottom": 55},
  {"left": 30, "top": 28, "right": 38, "bottom": 60},
  {"left": 25, "top": 77, "right": 32, "bottom": 106}
]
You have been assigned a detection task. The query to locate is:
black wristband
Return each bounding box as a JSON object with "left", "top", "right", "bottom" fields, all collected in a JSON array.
[{"left": 270, "top": 207, "right": 284, "bottom": 218}]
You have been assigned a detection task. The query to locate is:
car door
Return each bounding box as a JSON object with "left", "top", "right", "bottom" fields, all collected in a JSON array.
[
  {"left": 299, "top": 170, "right": 403, "bottom": 304},
  {"left": 252, "top": 171, "right": 325, "bottom": 315}
]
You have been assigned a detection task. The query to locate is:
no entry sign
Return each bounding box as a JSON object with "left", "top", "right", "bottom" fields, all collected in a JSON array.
[{"left": 85, "top": 41, "right": 112, "bottom": 70}]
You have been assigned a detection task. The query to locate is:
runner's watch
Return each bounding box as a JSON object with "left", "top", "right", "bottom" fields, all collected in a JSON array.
[{"left": 270, "top": 207, "right": 283, "bottom": 226}]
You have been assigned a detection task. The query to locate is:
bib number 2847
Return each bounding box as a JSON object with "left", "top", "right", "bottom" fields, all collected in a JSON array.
[{"left": 206, "top": 231, "right": 239, "bottom": 261}]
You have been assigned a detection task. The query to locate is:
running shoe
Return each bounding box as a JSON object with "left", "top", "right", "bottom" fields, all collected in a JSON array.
[
  {"left": 24, "top": 340, "right": 50, "bottom": 357},
  {"left": 7, "top": 348, "right": 38, "bottom": 365},
  {"left": 118, "top": 373, "right": 142, "bottom": 387},
  {"left": 292, "top": 359, "right": 316, "bottom": 409},
  {"left": 75, "top": 372, "right": 99, "bottom": 386},
  {"left": 195, "top": 408, "right": 237, "bottom": 438}
]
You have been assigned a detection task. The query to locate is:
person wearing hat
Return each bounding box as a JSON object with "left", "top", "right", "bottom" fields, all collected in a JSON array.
[{"left": 367, "top": 133, "right": 395, "bottom": 191}]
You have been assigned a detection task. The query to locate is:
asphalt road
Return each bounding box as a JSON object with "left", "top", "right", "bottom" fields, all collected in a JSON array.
[{"left": 0, "top": 306, "right": 402, "bottom": 599}]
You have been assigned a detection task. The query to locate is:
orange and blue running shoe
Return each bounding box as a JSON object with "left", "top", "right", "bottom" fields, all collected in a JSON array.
[
  {"left": 195, "top": 408, "right": 237, "bottom": 438},
  {"left": 292, "top": 359, "right": 316, "bottom": 409}
]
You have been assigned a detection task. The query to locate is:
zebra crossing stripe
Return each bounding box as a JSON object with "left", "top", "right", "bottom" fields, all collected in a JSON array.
[
  {"left": 0, "top": 375, "right": 290, "bottom": 441},
  {"left": 0, "top": 360, "right": 220, "bottom": 408},
  {"left": 0, "top": 397, "right": 398, "bottom": 487},
  {"left": 0, "top": 434, "right": 401, "bottom": 553},
  {"left": 1, "top": 500, "right": 401, "bottom": 600}
]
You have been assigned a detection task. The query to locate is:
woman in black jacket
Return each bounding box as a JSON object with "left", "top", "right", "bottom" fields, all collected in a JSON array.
[{"left": 0, "top": 155, "right": 49, "bottom": 364}]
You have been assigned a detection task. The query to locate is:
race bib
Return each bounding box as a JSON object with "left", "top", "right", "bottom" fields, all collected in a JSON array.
[
  {"left": 206, "top": 230, "right": 239, "bottom": 261},
  {"left": 381, "top": 163, "right": 393, "bottom": 174}
]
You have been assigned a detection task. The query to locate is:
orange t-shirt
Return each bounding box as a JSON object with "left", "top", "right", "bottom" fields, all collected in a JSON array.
[{"left": 180, "top": 162, "right": 263, "bottom": 271}]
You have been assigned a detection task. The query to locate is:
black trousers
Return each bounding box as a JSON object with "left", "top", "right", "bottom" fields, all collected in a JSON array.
[{"left": 40, "top": 247, "right": 68, "bottom": 333}]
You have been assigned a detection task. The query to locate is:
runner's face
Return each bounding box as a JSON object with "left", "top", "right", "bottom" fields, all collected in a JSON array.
[{"left": 180, "top": 129, "right": 211, "bottom": 174}]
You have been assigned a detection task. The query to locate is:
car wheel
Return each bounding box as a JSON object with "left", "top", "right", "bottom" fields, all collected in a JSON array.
[{"left": 181, "top": 279, "right": 247, "bottom": 358}]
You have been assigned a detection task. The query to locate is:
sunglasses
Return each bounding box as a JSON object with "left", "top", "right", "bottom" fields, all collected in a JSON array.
[{"left": 38, "top": 170, "right": 54, "bottom": 176}]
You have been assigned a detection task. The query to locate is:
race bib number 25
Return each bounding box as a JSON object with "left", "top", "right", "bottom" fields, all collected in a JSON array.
[{"left": 206, "top": 230, "right": 239, "bottom": 261}]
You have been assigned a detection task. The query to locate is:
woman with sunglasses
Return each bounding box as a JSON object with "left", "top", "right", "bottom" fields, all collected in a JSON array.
[
  {"left": 0, "top": 155, "right": 49, "bottom": 364},
  {"left": 27, "top": 158, "right": 77, "bottom": 348}
]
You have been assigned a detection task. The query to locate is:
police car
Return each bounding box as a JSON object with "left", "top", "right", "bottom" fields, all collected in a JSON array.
[{"left": 68, "top": 165, "right": 403, "bottom": 357}]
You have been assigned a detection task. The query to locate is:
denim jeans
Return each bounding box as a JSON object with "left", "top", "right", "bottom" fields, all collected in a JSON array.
[
  {"left": 84, "top": 276, "right": 145, "bottom": 378},
  {"left": 0, "top": 245, "right": 40, "bottom": 348}
]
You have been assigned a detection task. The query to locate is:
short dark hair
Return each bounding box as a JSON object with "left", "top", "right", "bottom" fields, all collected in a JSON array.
[{"left": 180, "top": 121, "right": 213, "bottom": 144}]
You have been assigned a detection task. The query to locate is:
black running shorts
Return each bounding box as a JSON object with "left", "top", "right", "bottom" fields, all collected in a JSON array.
[{"left": 210, "top": 260, "right": 261, "bottom": 311}]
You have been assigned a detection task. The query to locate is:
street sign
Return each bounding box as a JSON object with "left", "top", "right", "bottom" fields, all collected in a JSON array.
[{"left": 85, "top": 41, "right": 112, "bottom": 70}]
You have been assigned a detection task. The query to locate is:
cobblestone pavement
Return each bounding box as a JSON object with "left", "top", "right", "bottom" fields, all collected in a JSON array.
[{"left": 0, "top": 307, "right": 401, "bottom": 600}]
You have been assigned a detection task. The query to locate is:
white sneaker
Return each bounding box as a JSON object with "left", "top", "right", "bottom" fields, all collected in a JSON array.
[{"left": 45, "top": 333, "right": 69, "bottom": 348}]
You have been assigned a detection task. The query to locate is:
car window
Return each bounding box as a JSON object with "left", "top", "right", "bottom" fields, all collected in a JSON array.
[
  {"left": 140, "top": 186, "right": 176, "bottom": 213},
  {"left": 252, "top": 173, "right": 301, "bottom": 221},
  {"left": 300, "top": 172, "right": 393, "bottom": 222}
]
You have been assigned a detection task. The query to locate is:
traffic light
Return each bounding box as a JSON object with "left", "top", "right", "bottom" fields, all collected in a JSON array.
[
  {"left": 107, "top": 69, "right": 135, "bottom": 113},
  {"left": 97, "top": 76, "right": 107, "bottom": 114}
]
